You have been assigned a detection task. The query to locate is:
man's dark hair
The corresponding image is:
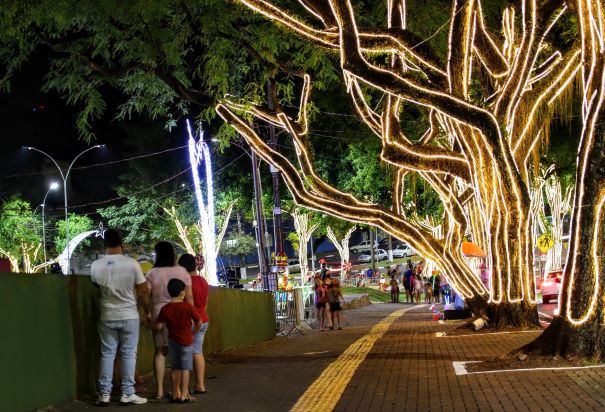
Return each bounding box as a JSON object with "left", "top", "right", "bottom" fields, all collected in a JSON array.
[
  {"left": 104, "top": 229, "right": 122, "bottom": 249},
  {"left": 167, "top": 278, "right": 186, "bottom": 298},
  {"left": 154, "top": 241, "right": 175, "bottom": 267},
  {"left": 178, "top": 253, "right": 196, "bottom": 272}
]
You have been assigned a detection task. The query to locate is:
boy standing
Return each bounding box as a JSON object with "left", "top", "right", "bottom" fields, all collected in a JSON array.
[
  {"left": 155, "top": 279, "right": 201, "bottom": 403},
  {"left": 91, "top": 229, "right": 151, "bottom": 406}
]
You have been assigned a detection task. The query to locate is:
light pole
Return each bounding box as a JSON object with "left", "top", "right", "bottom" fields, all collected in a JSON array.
[
  {"left": 26, "top": 144, "right": 104, "bottom": 274},
  {"left": 41, "top": 182, "right": 60, "bottom": 273}
]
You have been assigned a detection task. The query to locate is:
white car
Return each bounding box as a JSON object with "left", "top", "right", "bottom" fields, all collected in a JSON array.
[
  {"left": 287, "top": 259, "right": 301, "bottom": 273},
  {"left": 541, "top": 271, "right": 562, "bottom": 304},
  {"left": 358, "top": 249, "right": 387, "bottom": 263},
  {"left": 350, "top": 239, "right": 379, "bottom": 253},
  {"left": 392, "top": 244, "right": 413, "bottom": 258}
]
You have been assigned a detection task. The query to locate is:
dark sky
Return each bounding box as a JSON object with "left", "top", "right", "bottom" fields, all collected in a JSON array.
[{"left": 0, "top": 53, "right": 189, "bottom": 219}]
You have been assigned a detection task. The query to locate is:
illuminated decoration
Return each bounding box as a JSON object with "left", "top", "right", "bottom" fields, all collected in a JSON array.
[
  {"left": 326, "top": 226, "right": 355, "bottom": 276},
  {"left": 216, "top": 0, "right": 597, "bottom": 327},
  {"left": 186, "top": 120, "right": 220, "bottom": 286},
  {"left": 292, "top": 210, "right": 320, "bottom": 283},
  {"left": 0, "top": 225, "right": 104, "bottom": 274},
  {"left": 536, "top": 166, "right": 573, "bottom": 275},
  {"left": 58, "top": 230, "right": 99, "bottom": 274}
]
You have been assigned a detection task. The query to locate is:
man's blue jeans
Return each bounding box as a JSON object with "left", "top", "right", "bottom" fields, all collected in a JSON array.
[{"left": 98, "top": 318, "right": 140, "bottom": 395}]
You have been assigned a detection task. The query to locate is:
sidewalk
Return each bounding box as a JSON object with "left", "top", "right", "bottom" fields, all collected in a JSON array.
[{"left": 57, "top": 304, "right": 605, "bottom": 412}]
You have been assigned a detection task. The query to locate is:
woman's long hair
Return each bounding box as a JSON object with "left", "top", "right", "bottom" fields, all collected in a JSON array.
[{"left": 153, "top": 241, "right": 175, "bottom": 268}]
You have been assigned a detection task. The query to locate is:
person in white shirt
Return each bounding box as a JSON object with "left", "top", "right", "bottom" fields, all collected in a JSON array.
[{"left": 90, "top": 229, "right": 151, "bottom": 406}]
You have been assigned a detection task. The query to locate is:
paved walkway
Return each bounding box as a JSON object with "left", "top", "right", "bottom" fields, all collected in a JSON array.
[{"left": 59, "top": 304, "right": 605, "bottom": 411}]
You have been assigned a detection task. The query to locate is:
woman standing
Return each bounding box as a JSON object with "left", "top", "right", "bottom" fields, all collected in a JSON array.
[
  {"left": 178, "top": 253, "right": 209, "bottom": 394},
  {"left": 146, "top": 242, "right": 193, "bottom": 399}
]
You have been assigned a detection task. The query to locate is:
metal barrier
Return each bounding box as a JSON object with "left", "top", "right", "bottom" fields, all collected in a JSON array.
[{"left": 273, "top": 289, "right": 312, "bottom": 336}]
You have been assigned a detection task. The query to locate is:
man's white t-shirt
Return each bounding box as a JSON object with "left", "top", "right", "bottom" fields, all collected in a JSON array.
[{"left": 91, "top": 254, "right": 146, "bottom": 321}]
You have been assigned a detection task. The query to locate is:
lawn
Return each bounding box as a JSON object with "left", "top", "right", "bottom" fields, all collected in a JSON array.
[{"left": 342, "top": 287, "right": 391, "bottom": 303}]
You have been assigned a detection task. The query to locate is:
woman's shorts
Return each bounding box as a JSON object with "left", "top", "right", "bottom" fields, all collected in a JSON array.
[
  {"left": 329, "top": 302, "right": 342, "bottom": 312},
  {"left": 153, "top": 328, "right": 169, "bottom": 347},
  {"left": 192, "top": 322, "right": 209, "bottom": 354},
  {"left": 315, "top": 302, "right": 326, "bottom": 309},
  {"left": 168, "top": 339, "right": 193, "bottom": 371}
]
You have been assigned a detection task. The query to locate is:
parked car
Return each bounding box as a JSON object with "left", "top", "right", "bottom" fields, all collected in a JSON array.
[
  {"left": 350, "top": 239, "right": 379, "bottom": 253},
  {"left": 358, "top": 249, "right": 388, "bottom": 263},
  {"left": 392, "top": 244, "right": 413, "bottom": 258},
  {"left": 378, "top": 238, "right": 405, "bottom": 249},
  {"left": 287, "top": 259, "right": 301, "bottom": 273},
  {"left": 540, "top": 271, "right": 562, "bottom": 304}
]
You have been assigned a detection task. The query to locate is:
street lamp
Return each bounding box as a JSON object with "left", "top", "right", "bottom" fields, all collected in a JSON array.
[
  {"left": 41, "top": 182, "right": 60, "bottom": 273},
  {"left": 26, "top": 144, "right": 105, "bottom": 274}
]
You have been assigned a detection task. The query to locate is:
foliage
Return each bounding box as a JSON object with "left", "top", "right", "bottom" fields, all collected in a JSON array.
[
  {"left": 0, "top": 198, "right": 41, "bottom": 256},
  {"left": 220, "top": 229, "right": 256, "bottom": 257},
  {"left": 0, "top": 0, "right": 338, "bottom": 141},
  {"left": 53, "top": 213, "right": 94, "bottom": 252}
]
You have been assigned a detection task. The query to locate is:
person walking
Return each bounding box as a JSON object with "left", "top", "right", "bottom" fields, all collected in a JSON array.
[
  {"left": 314, "top": 276, "right": 329, "bottom": 330},
  {"left": 390, "top": 274, "right": 400, "bottom": 303},
  {"left": 328, "top": 279, "right": 345, "bottom": 330},
  {"left": 178, "top": 253, "right": 210, "bottom": 395},
  {"left": 146, "top": 241, "right": 194, "bottom": 399},
  {"left": 91, "top": 229, "right": 151, "bottom": 406}
]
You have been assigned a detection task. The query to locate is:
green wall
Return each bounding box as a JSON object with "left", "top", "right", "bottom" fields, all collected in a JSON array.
[{"left": 0, "top": 274, "right": 275, "bottom": 412}]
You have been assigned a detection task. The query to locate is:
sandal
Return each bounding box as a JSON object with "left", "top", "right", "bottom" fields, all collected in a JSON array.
[{"left": 193, "top": 389, "right": 207, "bottom": 394}]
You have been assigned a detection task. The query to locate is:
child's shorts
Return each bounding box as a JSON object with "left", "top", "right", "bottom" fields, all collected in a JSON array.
[{"left": 168, "top": 339, "right": 193, "bottom": 371}]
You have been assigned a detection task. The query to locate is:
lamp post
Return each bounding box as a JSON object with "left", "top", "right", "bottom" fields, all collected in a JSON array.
[
  {"left": 41, "top": 182, "right": 60, "bottom": 273},
  {"left": 26, "top": 145, "right": 104, "bottom": 274}
]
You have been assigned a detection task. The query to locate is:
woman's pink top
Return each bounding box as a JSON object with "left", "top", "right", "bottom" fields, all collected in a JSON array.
[{"left": 146, "top": 266, "right": 192, "bottom": 320}]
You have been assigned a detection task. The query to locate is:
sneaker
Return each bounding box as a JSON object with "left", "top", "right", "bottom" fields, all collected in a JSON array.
[
  {"left": 96, "top": 393, "right": 110, "bottom": 407},
  {"left": 119, "top": 393, "right": 148, "bottom": 405}
]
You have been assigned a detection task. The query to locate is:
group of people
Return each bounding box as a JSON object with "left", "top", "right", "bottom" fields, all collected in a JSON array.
[
  {"left": 90, "top": 229, "right": 210, "bottom": 406},
  {"left": 313, "top": 261, "right": 345, "bottom": 330},
  {"left": 388, "top": 262, "right": 447, "bottom": 304}
]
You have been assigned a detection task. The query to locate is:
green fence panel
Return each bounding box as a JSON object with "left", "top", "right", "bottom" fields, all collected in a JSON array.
[
  {"left": 0, "top": 274, "right": 275, "bottom": 411},
  {"left": 0, "top": 274, "right": 77, "bottom": 411},
  {"left": 204, "top": 287, "right": 276, "bottom": 353}
]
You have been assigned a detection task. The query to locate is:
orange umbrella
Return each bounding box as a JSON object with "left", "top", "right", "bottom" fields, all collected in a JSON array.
[{"left": 461, "top": 242, "right": 487, "bottom": 258}]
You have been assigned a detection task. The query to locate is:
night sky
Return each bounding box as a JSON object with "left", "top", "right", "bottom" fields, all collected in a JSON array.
[{"left": 0, "top": 53, "right": 190, "bottom": 219}]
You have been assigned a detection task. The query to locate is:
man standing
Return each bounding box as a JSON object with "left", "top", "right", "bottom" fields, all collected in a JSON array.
[{"left": 91, "top": 229, "right": 151, "bottom": 406}]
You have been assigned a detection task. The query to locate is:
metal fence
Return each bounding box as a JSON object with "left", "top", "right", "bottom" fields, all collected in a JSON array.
[{"left": 273, "top": 287, "right": 315, "bottom": 336}]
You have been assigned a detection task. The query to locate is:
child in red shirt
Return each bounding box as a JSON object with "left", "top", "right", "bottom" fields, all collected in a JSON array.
[{"left": 155, "top": 278, "right": 201, "bottom": 403}]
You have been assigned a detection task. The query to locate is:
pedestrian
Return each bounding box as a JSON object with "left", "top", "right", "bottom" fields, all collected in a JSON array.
[
  {"left": 319, "top": 259, "right": 329, "bottom": 280},
  {"left": 413, "top": 273, "right": 422, "bottom": 303},
  {"left": 314, "top": 276, "right": 328, "bottom": 331},
  {"left": 430, "top": 271, "right": 441, "bottom": 304},
  {"left": 154, "top": 279, "right": 202, "bottom": 403},
  {"left": 178, "top": 253, "right": 209, "bottom": 395},
  {"left": 91, "top": 229, "right": 150, "bottom": 406},
  {"left": 390, "top": 274, "right": 400, "bottom": 303},
  {"left": 146, "top": 241, "right": 194, "bottom": 399},
  {"left": 328, "top": 279, "right": 345, "bottom": 330},
  {"left": 404, "top": 264, "right": 414, "bottom": 303}
]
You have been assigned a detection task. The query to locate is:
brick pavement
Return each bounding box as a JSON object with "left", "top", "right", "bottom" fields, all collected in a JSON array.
[{"left": 57, "top": 304, "right": 605, "bottom": 412}]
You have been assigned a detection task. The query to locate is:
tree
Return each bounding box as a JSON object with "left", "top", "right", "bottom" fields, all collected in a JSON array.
[
  {"left": 0, "top": 198, "right": 42, "bottom": 272},
  {"left": 291, "top": 210, "right": 320, "bottom": 282},
  {"left": 216, "top": 0, "right": 583, "bottom": 329},
  {"left": 326, "top": 225, "right": 355, "bottom": 276},
  {"left": 220, "top": 229, "right": 257, "bottom": 269},
  {"left": 53, "top": 213, "right": 93, "bottom": 252},
  {"left": 521, "top": 0, "right": 605, "bottom": 360}
]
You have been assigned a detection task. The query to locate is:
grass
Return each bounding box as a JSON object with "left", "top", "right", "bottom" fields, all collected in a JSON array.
[{"left": 342, "top": 287, "right": 391, "bottom": 303}]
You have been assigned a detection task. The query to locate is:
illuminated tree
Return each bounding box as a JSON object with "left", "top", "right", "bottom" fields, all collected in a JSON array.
[
  {"left": 291, "top": 210, "right": 320, "bottom": 282},
  {"left": 522, "top": 0, "right": 605, "bottom": 359},
  {"left": 217, "top": 0, "right": 585, "bottom": 327},
  {"left": 536, "top": 166, "right": 573, "bottom": 274},
  {"left": 326, "top": 225, "right": 355, "bottom": 276}
]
